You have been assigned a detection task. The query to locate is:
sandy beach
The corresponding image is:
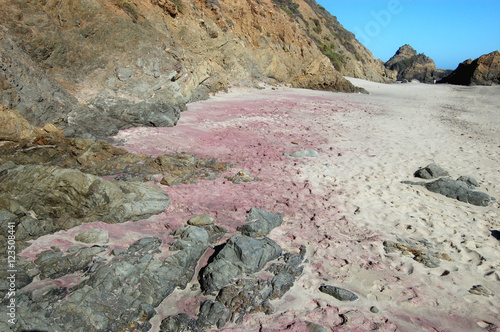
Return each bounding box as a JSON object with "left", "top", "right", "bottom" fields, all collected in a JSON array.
[{"left": 20, "top": 78, "right": 499, "bottom": 331}]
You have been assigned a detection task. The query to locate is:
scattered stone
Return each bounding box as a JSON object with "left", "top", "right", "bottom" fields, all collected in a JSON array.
[
  {"left": 188, "top": 214, "right": 216, "bottom": 226},
  {"left": 158, "top": 153, "right": 230, "bottom": 186},
  {"left": 237, "top": 207, "right": 283, "bottom": 238},
  {"left": 319, "top": 285, "right": 358, "bottom": 301},
  {"left": 383, "top": 238, "right": 450, "bottom": 268},
  {"left": 469, "top": 285, "right": 494, "bottom": 297},
  {"left": 75, "top": 229, "right": 109, "bottom": 244},
  {"left": 225, "top": 170, "right": 259, "bottom": 184},
  {"left": 284, "top": 149, "right": 320, "bottom": 158},
  {"left": 199, "top": 234, "right": 282, "bottom": 295},
  {"left": 414, "top": 163, "right": 449, "bottom": 179}
]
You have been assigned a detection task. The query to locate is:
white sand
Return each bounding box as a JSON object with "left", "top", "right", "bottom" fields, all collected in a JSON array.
[{"left": 291, "top": 78, "right": 500, "bottom": 331}]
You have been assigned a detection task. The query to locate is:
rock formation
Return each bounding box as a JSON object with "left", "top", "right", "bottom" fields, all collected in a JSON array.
[
  {"left": 1, "top": 0, "right": 397, "bottom": 138},
  {"left": 439, "top": 50, "right": 500, "bottom": 86},
  {"left": 385, "top": 44, "right": 452, "bottom": 83}
]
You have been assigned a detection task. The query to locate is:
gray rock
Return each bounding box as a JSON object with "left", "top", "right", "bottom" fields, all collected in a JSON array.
[
  {"left": 188, "top": 214, "right": 216, "bottom": 226},
  {"left": 414, "top": 163, "right": 449, "bottom": 179},
  {"left": 424, "top": 177, "right": 494, "bottom": 206},
  {"left": 237, "top": 208, "right": 283, "bottom": 238},
  {"left": 192, "top": 248, "right": 305, "bottom": 329},
  {"left": 319, "top": 285, "right": 358, "bottom": 301},
  {"left": 284, "top": 149, "right": 320, "bottom": 158},
  {"left": 200, "top": 234, "right": 282, "bottom": 294},
  {"left": 0, "top": 165, "right": 170, "bottom": 252},
  {"left": 370, "top": 306, "right": 379, "bottom": 313},
  {"left": 0, "top": 29, "right": 77, "bottom": 127},
  {"left": 7, "top": 231, "right": 210, "bottom": 331},
  {"left": 159, "top": 313, "right": 195, "bottom": 332},
  {"left": 75, "top": 229, "right": 109, "bottom": 244}
]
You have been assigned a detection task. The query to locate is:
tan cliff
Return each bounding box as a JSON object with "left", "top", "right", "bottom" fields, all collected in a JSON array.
[{"left": 0, "top": 0, "right": 394, "bottom": 136}]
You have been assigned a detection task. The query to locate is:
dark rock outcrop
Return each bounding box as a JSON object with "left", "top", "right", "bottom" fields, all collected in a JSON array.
[
  {"left": 2, "top": 229, "right": 210, "bottom": 332},
  {"left": 163, "top": 247, "right": 306, "bottom": 330},
  {"left": 385, "top": 45, "right": 452, "bottom": 83},
  {"left": 439, "top": 51, "right": 500, "bottom": 86},
  {"left": 0, "top": 164, "right": 170, "bottom": 253}
]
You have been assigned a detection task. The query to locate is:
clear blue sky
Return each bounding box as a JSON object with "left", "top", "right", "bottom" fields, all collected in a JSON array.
[{"left": 315, "top": 0, "right": 500, "bottom": 69}]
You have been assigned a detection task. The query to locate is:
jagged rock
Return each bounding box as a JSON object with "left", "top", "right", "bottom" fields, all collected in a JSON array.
[
  {"left": 5, "top": 231, "right": 209, "bottom": 331},
  {"left": 75, "top": 229, "right": 109, "bottom": 244},
  {"left": 414, "top": 163, "right": 449, "bottom": 179},
  {"left": 0, "top": 27, "right": 77, "bottom": 127},
  {"left": 188, "top": 214, "right": 216, "bottom": 226},
  {"left": 439, "top": 51, "right": 500, "bottom": 86},
  {"left": 319, "top": 285, "right": 358, "bottom": 301},
  {"left": 284, "top": 149, "right": 320, "bottom": 158},
  {"left": 158, "top": 153, "right": 230, "bottom": 186},
  {"left": 385, "top": 45, "right": 452, "bottom": 83},
  {"left": 199, "top": 234, "right": 282, "bottom": 294},
  {"left": 383, "top": 238, "right": 451, "bottom": 268},
  {"left": 225, "top": 170, "right": 259, "bottom": 184},
  {"left": 237, "top": 208, "right": 283, "bottom": 238},
  {"left": 164, "top": 247, "right": 305, "bottom": 330}
]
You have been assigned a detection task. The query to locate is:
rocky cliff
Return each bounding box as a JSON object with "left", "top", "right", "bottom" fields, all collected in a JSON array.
[
  {"left": 439, "top": 50, "right": 500, "bottom": 86},
  {"left": 385, "top": 44, "right": 451, "bottom": 83},
  {"left": 0, "top": 0, "right": 394, "bottom": 137}
]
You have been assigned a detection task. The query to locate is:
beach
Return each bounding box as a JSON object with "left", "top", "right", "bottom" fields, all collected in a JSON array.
[{"left": 20, "top": 78, "right": 499, "bottom": 331}]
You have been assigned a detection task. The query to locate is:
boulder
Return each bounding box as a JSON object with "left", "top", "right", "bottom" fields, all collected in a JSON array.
[
  {"left": 199, "top": 234, "right": 282, "bottom": 294},
  {"left": 75, "top": 229, "right": 109, "bottom": 244},
  {"left": 319, "top": 285, "right": 358, "bottom": 301},
  {"left": 414, "top": 163, "right": 449, "bottom": 179}
]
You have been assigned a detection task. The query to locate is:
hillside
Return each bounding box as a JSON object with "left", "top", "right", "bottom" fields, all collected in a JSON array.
[
  {"left": 385, "top": 44, "right": 451, "bottom": 83},
  {"left": 0, "top": 0, "right": 395, "bottom": 138}
]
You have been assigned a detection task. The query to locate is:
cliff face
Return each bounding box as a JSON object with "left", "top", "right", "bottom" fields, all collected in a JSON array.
[
  {"left": 385, "top": 45, "right": 451, "bottom": 83},
  {"left": 1, "top": 0, "right": 392, "bottom": 136},
  {"left": 439, "top": 51, "right": 500, "bottom": 86}
]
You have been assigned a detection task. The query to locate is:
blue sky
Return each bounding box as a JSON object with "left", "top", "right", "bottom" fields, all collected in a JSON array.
[{"left": 315, "top": 0, "right": 500, "bottom": 69}]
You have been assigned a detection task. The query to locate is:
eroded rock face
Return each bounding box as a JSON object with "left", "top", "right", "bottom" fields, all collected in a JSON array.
[
  {"left": 439, "top": 50, "right": 500, "bottom": 86},
  {"left": 0, "top": 0, "right": 396, "bottom": 138}
]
